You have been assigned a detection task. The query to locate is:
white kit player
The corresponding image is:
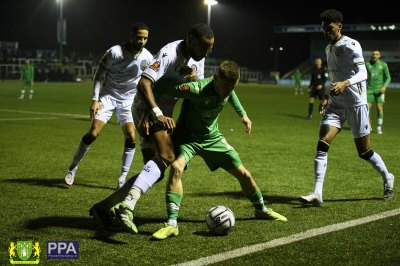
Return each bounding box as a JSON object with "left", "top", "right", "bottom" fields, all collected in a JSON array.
[
  {"left": 133, "top": 39, "right": 206, "bottom": 162},
  {"left": 299, "top": 9, "right": 394, "bottom": 207},
  {"left": 64, "top": 22, "right": 153, "bottom": 188}
]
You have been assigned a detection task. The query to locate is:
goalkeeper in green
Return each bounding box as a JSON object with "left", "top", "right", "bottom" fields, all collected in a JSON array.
[
  {"left": 366, "top": 50, "right": 391, "bottom": 135},
  {"left": 19, "top": 59, "right": 34, "bottom": 99}
]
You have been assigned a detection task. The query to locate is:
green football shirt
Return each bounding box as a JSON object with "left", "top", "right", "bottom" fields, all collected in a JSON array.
[
  {"left": 21, "top": 64, "right": 34, "bottom": 82},
  {"left": 158, "top": 76, "right": 246, "bottom": 141},
  {"left": 366, "top": 60, "right": 391, "bottom": 93}
]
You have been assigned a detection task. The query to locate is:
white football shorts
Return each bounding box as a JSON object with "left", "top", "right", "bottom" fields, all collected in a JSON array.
[
  {"left": 321, "top": 103, "right": 371, "bottom": 138},
  {"left": 95, "top": 95, "right": 133, "bottom": 125}
]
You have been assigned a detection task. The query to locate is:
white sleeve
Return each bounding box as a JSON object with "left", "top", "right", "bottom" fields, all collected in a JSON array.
[
  {"left": 92, "top": 81, "right": 101, "bottom": 101},
  {"left": 348, "top": 41, "right": 367, "bottom": 85},
  {"left": 91, "top": 50, "right": 112, "bottom": 100},
  {"left": 142, "top": 47, "right": 172, "bottom": 83},
  {"left": 348, "top": 63, "right": 367, "bottom": 85}
]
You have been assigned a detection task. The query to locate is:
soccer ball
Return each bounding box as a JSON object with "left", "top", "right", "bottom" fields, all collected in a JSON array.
[{"left": 205, "top": 206, "right": 235, "bottom": 235}]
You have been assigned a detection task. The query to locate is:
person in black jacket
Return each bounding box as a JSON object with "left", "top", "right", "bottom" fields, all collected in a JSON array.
[{"left": 305, "top": 57, "right": 328, "bottom": 120}]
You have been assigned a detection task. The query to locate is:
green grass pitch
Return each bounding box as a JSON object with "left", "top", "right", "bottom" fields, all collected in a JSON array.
[{"left": 0, "top": 80, "right": 399, "bottom": 265}]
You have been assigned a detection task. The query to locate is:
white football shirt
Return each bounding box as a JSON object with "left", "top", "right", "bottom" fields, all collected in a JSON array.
[
  {"left": 140, "top": 40, "right": 205, "bottom": 116},
  {"left": 325, "top": 35, "right": 367, "bottom": 107},
  {"left": 99, "top": 42, "right": 153, "bottom": 102},
  {"left": 142, "top": 40, "right": 205, "bottom": 83}
]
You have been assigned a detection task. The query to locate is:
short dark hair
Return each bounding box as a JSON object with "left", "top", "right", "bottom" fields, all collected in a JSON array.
[
  {"left": 131, "top": 22, "right": 149, "bottom": 35},
  {"left": 187, "top": 23, "right": 214, "bottom": 40},
  {"left": 218, "top": 60, "right": 240, "bottom": 81},
  {"left": 320, "top": 9, "right": 343, "bottom": 24}
]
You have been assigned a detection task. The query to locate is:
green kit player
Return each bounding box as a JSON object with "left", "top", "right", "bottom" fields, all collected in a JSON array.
[
  {"left": 292, "top": 68, "right": 303, "bottom": 95},
  {"left": 19, "top": 59, "right": 34, "bottom": 99},
  {"left": 152, "top": 60, "right": 287, "bottom": 240},
  {"left": 366, "top": 50, "right": 391, "bottom": 134},
  {"left": 90, "top": 60, "right": 287, "bottom": 235}
]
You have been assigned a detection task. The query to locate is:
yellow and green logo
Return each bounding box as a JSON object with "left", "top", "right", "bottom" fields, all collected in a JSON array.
[{"left": 9, "top": 241, "right": 40, "bottom": 264}]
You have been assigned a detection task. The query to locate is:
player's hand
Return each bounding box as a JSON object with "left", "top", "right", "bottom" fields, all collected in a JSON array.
[
  {"left": 241, "top": 114, "right": 252, "bottom": 135},
  {"left": 319, "top": 95, "right": 329, "bottom": 116},
  {"left": 139, "top": 116, "right": 150, "bottom": 136},
  {"left": 156, "top": 115, "right": 176, "bottom": 131},
  {"left": 184, "top": 71, "right": 197, "bottom": 81},
  {"left": 316, "top": 84, "right": 323, "bottom": 90},
  {"left": 90, "top": 100, "right": 100, "bottom": 118},
  {"left": 379, "top": 87, "right": 386, "bottom": 94},
  {"left": 179, "top": 66, "right": 197, "bottom": 81},
  {"left": 329, "top": 80, "right": 349, "bottom": 95}
]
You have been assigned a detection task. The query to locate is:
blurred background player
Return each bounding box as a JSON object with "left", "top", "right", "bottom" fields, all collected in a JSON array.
[
  {"left": 19, "top": 59, "right": 34, "bottom": 99},
  {"left": 292, "top": 68, "right": 303, "bottom": 95},
  {"left": 299, "top": 9, "right": 394, "bottom": 207},
  {"left": 151, "top": 60, "right": 287, "bottom": 240},
  {"left": 305, "top": 57, "right": 328, "bottom": 120},
  {"left": 64, "top": 22, "right": 153, "bottom": 187},
  {"left": 366, "top": 49, "right": 391, "bottom": 134}
]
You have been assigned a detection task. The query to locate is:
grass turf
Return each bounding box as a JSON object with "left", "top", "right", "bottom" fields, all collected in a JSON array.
[{"left": 0, "top": 80, "right": 399, "bottom": 265}]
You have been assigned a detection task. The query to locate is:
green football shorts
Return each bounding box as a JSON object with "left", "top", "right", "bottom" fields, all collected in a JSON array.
[
  {"left": 175, "top": 134, "right": 242, "bottom": 171},
  {"left": 367, "top": 90, "right": 385, "bottom": 104}
]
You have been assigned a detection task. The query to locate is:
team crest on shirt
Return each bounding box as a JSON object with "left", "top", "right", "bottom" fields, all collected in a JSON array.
[
  {"left": 180, "top": 85, "right": 190, "bottom": 91},
  {"left": 190, "top": 64, "right": 197, "bottom": 72},
  {"left": 335, "top": 46, "right": 345, "bottom": 56},
  {"left": 149, "top": 61, "right": 161, "bottom": 72},
  {"left": 140, "top": 60, "right": 149, "bottom": 71}
]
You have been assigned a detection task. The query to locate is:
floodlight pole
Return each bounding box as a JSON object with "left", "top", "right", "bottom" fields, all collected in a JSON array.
[
  {"left": 207, "top": 4, "right": 211, "bottom": 27},
  {"left": 270, "top": 46, "right": 283, "bottom": 71},
  {"left": 204, "top": 0, "right": 218, "bottom": 27},
  {"left": 59, "top": 0, "right": 63, "bottom": 62}
]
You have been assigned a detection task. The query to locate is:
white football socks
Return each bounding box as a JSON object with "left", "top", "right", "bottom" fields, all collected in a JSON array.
[
  {"left": 119, "top": 147, "right": 135, "bottom": 183},
  {"left": 69, "top": 140, "right": 90, "bottom": 171},
  {"left": 314, "top": 151, "right": 328, "bottom": 197},
  {"left": 124, "top": 186, "right": 141, "bottom": 210},
  {"left": 132, "top": 159, "right": 162, "bottom": 193},
  {"left": 367, "top": 152, "right": 391, "bottom": 184}
]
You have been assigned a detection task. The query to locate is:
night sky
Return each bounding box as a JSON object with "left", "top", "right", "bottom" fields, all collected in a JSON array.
[{"left": 0, "top": 0, "right": 398, "bottom": 73}]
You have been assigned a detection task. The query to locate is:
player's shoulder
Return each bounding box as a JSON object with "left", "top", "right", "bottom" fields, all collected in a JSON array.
[
  {"left": 141, "top": 47, "right": 153, "bottom": 59},
  {"left": 342, "top": 36, "right": 361, "bottom": 48},
  {"left": 106, "top": 44, "right": 123, "bottom": 59},
  {"left": 380, "top": 60, "right": 389, "bottom": 67},
  {"left": 160, "top": 40, "right": 182, "bottom": 55}
]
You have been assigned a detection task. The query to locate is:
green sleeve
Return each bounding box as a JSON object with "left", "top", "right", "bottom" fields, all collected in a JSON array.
[
  {"left": 228, "top": 90, "right": 246, "bottom": 117},
  {"left": 383, "top": 63, "right": 391, "bottom": 88},
  {"left": 160, "top": 77, "right": 212, "bottom": 99}
]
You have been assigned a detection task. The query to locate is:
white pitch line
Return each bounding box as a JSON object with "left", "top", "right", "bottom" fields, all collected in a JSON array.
[
  {"left": 0, "top": 109, "right": 89, "bottom": 118},
  {"left": 0, "top": 117, "right": 58, "bottom": 121},
  {"left": 174, "top": 208, "right": 400, "bottom": 266}
]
